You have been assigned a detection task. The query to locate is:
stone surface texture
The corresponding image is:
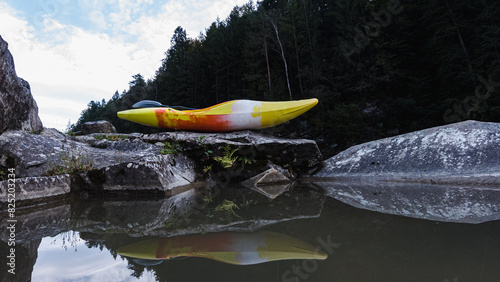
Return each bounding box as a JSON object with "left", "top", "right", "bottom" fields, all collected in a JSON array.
[
  {"left": 142, "top": 130, "right": 323, "bottom": 170},
  {"left": 314, "top": 120, "right": 500, "bottom": 183},
  {"left": 0, "top": 174, "right": 71, "bottom": 202},
  {"left": 0, "top": 35, "right": 43, "bottom": 134},
  {"left": 0, "top": 128, "right": 321, "bottom": 202}
]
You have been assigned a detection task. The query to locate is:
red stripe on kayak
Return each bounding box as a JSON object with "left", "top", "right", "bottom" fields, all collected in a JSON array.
[
  {"left": 154, "top": 108, "right": 232, "bottom": 132},
  {"left": 155, "top": 108, "right": 170, "bottom": 128}
]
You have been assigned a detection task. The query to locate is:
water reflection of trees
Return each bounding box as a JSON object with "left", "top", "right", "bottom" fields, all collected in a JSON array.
[{"left": 51, "top": 231, "right": 80, "bottom": 252}]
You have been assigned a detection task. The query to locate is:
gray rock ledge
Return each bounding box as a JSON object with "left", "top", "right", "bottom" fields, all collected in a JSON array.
[
  {"left": 0, "top": 128, "right": 322, "bottom": 203},
  {"left": 313, "top": 120, "right": 500, "bottom": 186}
]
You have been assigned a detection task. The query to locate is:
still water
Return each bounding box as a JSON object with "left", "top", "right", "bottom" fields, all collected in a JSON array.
[{"left": 2, "top": 182, "right": 500, "bottom": 282}]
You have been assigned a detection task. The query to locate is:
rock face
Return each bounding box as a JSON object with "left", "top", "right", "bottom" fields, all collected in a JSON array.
[
  {"left": 81, "top": 120, "right": 117, "bottom": 134},
  {"left": 0, "top": 35, "right": 43, "bottom": 134},
  {"left": 0, "top": 129, "right": 159, "bottom": 178},
  {"left": 0, "top": 175, "right": 71, "bottom": 202},
  {"left": 78, "top": 154, "right": 196, "bottom": 196},
  {"left": 314, "top": 120, "right": 500, "bottom": 184},
  {"left": 0, "top": 129, "right": 195, "bottom": 201},
  {"left": 142, "top": 130, "right": 323, "bottom": 171}
]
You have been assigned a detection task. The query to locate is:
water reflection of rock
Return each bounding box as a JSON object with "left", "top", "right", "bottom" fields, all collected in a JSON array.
[
  {"left": 313, "top": 180, "right": 500, "bottom": 224},
  {"left": 0, "top": 185, "right": 324, "bottom": 244},
  {"left": 0, "top": 239, "right": 40, "bottom": 282},
  {"left": 73, "top": 184, "right": 325, "bottom": 237},
  {"left": 248, "top": 183, "right": 292, "bottom": 199},
  {"left": 0, "top": 200, "right": 71, "bottom": 242}
]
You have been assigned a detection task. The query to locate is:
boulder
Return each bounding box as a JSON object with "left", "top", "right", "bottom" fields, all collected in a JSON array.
[
  {"left": 0, "top": 35, "right": 43, "bottom": 134},
  {"left": 81, "top": 120, "right": 117, "bottom": 134},
  {"left": 243, "top": 167, "right": 291, "bottom": 186},
  {"left": 313, "top": 120, "right": 500, "bottom": 184},
  {"left": 241, "top": 163, "right": 293, "bottom": 199},
  {"left": 310, "top": 120, "right": 500, "bottom": 223},
  {"left": 78, "top": 154, "right": 196, "bottom": 195},
  {"left": 0, "top": 130, "right": 158, "bottom": 178},
  {"left": 0, "top": 129, "right": 196, "bottom": 202}
]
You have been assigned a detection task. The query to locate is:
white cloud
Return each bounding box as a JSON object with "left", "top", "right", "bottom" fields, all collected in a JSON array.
[
  {"left": 88, "top": 10, "right": 108, "bottom": 29},
  {"left": 1, "top": 0, "right": 249, "bottom": 130}
]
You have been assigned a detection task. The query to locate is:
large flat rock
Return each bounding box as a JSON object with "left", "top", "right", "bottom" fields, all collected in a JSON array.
[
  {"left": 0, "top": 129, "right": 159, "bottom": 178},
  {"left": 1, "top": 128, "right": 321, "bottom": 203},
  {"left": 78, "top": 154, "right": 196, "bottom": 195},
  {"left": 314, "top": 120, "right": 500, "bottom": 184},
  {"left": 310, "top": 120, "right": 500, "bottom": 223}
]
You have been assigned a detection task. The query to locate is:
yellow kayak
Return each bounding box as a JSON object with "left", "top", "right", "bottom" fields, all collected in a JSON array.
[
  {"left": 117, "top": 231, "right": 327, "bottom": 265},
  {"left": 117, "top": 98, "right": 318, "bottom": 132}
]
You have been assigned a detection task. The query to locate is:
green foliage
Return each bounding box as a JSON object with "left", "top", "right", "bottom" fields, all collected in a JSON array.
[
  {"left": 202, "top": 164, "right": 213, "bottom": 173},
  {"left": 94, "top": 135, "right": 129, "bottom": 141},
  {"left": 46, "top": 149, "right": 94, "bottom": 176},
  {"left": 214, "top": 199, "right": 241, "bottom": 221},
  {"left": 160, "top": 139, "right": 183, "bottom": 155},
  {"left": 195, "top": 135, "right": 213, "bottom": 158},
  {"left": 163, "top": 217, "right": 185, "bottom": 231},
  {"left": 213, "top": 144, "right": 239, "bottom": 168}
]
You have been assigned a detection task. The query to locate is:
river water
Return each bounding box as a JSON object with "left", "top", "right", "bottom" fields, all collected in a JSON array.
[{"left": 1, "top": 182, "right": 500, "bottom": 282}]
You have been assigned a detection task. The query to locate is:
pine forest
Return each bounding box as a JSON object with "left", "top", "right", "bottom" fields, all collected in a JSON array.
[{"left": 70, "top": 0, "right": 500, "bottom": 157}]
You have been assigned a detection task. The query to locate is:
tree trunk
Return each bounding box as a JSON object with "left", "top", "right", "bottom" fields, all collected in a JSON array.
[
  {"left": 292, "top": 11, "right": 305, "bottom": 96},
  {"left": 263, "top": 39, "right": 272, "bottom": 94},
  {"left": 301, "top": 0, "right": 316, "bottom": 83},
  {"left": 445, "top": 0, "right": 475, "bottom": 84},
  {"left": 270, "top": 18, "right": 293, "bottom": 100}
]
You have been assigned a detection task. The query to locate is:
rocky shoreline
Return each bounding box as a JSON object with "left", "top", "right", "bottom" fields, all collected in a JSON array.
[
  {"left": 0, "top": 128, "right": 322, "bottom": 203},
  {"left": 1, "top": 120, "right": 500, "bottom": 226},
  {"left": 1, "top": 34, "right": 500, "bottom": 225}
]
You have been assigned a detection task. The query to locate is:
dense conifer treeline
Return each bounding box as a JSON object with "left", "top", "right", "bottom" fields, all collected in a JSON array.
[{"left": 71, "top": 0, "right": 500, "bottom": 157}]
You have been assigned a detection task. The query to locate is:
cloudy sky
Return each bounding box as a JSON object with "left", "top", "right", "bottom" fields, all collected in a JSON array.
[{"left": 0, "top": 0, "right": 249, "bottom": 130}]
